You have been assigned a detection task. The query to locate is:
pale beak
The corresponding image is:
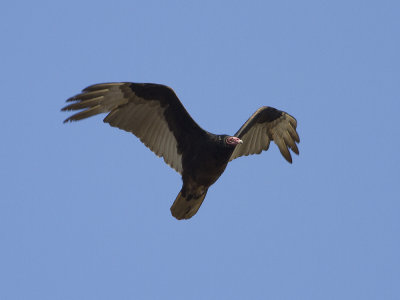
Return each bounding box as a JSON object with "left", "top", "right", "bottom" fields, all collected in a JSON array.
[{"left": 238, "top": 139, "right": 243, "bottom": 144}]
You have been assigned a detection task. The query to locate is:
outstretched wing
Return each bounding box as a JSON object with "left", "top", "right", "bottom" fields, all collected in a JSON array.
[
  {"left": 229, "top": 106, "right": 300, "bottom": 163},
  {"left": 62, "top": 82, "right": 205, "bottom": 174}
]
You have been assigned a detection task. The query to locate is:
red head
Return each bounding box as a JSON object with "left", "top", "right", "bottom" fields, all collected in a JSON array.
[{"left": 225, "top": 136, "right": 243, "bottom": 146}]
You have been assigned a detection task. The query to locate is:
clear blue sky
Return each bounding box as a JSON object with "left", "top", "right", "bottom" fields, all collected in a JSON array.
[{"left": 1, "top": 0, "right": 399, "bottom": 299}]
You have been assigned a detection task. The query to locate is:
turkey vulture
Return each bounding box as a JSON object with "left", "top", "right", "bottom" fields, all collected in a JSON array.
[{"left": 62, "top": 82, "right": 300, "bottom": 220}]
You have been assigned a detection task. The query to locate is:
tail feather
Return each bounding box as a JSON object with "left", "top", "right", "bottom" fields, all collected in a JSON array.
[{"left": 170, "top": 190, "right": 208, "bottom": 220}]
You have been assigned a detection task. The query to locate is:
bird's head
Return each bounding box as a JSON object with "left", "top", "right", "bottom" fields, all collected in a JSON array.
[{"left": 225, "top": 136, "right": 243, "bottom": 147}]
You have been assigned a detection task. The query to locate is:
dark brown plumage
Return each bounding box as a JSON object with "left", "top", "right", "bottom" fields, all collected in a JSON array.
[{"left": 62, "top": 82, "right": 300, "bottom": 220}]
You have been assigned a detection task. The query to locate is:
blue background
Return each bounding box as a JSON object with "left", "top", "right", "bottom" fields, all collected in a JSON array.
[{"left": 1, "top": 0, "right": 399, "bottom": 299}]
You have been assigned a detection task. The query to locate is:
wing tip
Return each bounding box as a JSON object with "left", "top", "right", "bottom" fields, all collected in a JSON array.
[
  {"left": 62, "top": 116, "right": 79, "bottom": 123},
  {"left": 283, "top": 151, "right": 293, "bottom": 164},
  {"left": 60, "top": 104, "right": 73, "bottom": 112}
]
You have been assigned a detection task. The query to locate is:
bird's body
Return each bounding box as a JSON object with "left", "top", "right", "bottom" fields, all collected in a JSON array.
[
  {"left": 182, "top": 134, "right": 234, "bottom": 186},
  {"left": 62, "top": 82, "right": 300, "bottom": 220}
]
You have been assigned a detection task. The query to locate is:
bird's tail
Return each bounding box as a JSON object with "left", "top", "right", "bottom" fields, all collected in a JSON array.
[{"left": 170, "top": 190, "right": 208, "bottom": 220}]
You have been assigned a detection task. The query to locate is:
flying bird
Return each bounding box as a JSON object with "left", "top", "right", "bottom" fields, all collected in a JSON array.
[{"left": 62, "top": 82, "right": 300, "bottom": 220}]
